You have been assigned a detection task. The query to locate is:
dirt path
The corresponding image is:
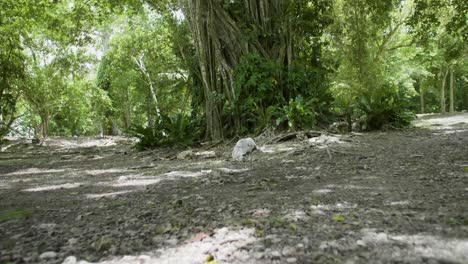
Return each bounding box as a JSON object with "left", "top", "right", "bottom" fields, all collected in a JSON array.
[{"left": 1, "top": 114, "right": 468, "bottom": 264}]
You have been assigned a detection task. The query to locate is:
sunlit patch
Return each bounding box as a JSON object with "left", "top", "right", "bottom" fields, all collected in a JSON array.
[
  {"left": 43, "top": 137, "right": 133, "bottom": 148},
  {"left": 258, "top": 144, "right": 297, "bottom": 154},
  {"left": 23, "top": 183, "right": 82, "bottom": 192},
  {"left": 251, "top": 208, "right": 271, "bottom": 218},
  {"left": 0, "top": 182, "right": 11, "bottom": 189},
  {"left": 311, "top": 202, "right": 357, "bottom": 214},
  {"left": 86, "top": 190, "right": 133, "bottom": 199},
  {"left": 64, "top": 227, "right": 256, "bottom": 264},
  {"left": 325, "top": 184, "right": 385, "bottom": 190},
  {"left": 308, "top": 135, "right": 345, "bottom": 149},
  {"left": 351, "top": 176, "right": 378, "bottom": 180},
  {"left": 85, "top": 168, "right": 128, "bottom": 176},
  {"left": 111, "top": 177, "right": 161, "bottom": 187},
  {"left": 217, "top": 168, "right": 250, "bottom": 174},
  {"left": 356, "top": 229, "right": 468, "bottom": 263},
  {"left": 413, "top": 113, "right": 468, "bottom": 130},
  {"left": 312, "top": 189, "right": 333, "bottom": 194},
  {"left": 385, "top": 200, "right": 410, "bottom": 206},
  {"left": 6, "top": 168, "right": 67, "bottom": 176},
  {"left": 284, "top": 210, "right": 308, "bottom": 222},
  {"left": 164, "top": 170, "right": 212, "bottom": 178}
]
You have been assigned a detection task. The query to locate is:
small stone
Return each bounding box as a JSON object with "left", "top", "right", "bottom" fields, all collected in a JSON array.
[
  {"left": 62, "top": 256, "right": 77, "bottom": 264},
  {"left": 39, "top": 251, "right": 57, "bottom": 260},
  {"left": 138, "top": 255, "right": 151, "bottom": 263},
  {"left": 165, "top": 238, "right": 178, "bottom": 246},
  {"left": 356, "top": 240, "right": 366, "bottom": 247},
  {"left": 177, "top": 150, "right": 194, "bottom": 160},
  {"left": 286, "top": 257, "right": 298, "bottom": 263},
  {"left": 282, "top": 246, "right": 296, "bottom": 256},
  {"left": 270, "top": 251, "right": 281, "bottom": 259},
  {"left": 196, "top": 151, "right": 217, "bottom": 159},
  {"left": 254, "top": 252, "right": 265, "bottom": 259},
  {"left": 296, "top": 243, "right": 304, "bottom": 249}
]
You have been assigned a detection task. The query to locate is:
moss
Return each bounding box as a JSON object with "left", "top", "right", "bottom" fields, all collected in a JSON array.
[{"left": 0, "top": 208, "right": 33, "bottom": 222}]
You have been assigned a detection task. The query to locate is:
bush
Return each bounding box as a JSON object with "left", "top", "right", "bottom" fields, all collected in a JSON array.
[
  {"left": 358, "top": 85, "right": 415, "bottom": 130},
  {"left": 277, "top": 96, "right": 316, "bottom": 130},
  {"left": 130, "top": 113, "right": 203, "bottom": 150}
]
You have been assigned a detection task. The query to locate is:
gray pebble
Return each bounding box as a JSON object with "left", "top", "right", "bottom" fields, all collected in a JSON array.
[{"left": 39, "top": 251, "right": 57, "bottom": 260}]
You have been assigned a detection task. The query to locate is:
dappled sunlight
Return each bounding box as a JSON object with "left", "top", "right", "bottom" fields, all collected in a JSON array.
[
  {"left": 111, "top": 176, "right": 161, "bottom": 187},
  {"left": 358, "top": 229, "right": 468, "bottom": 263},
  {"left": 308, "top": 135, "right": 346, "bottom": 148},
  {"left": 22, "top": 183, "right": 82, "bottom": 192},
  {"left": 43, "top": 137, "right": 136, "bottom": 149},
  {"left": 0, "top": 182, "right": 11, "bottom": 189},
  {"left": 325, "top": 184, "right": 386, "bottom": 190},
  {"left": 85, "top": 169, "right": 128, "bottom": 176},
  {"left": 94, "top": 169, "right": 216, "bottom": 188},
  {"left": 164, "top": 170, "right": 212, "bottom": 178},
  {"left": 312, "top": 189, "right": 333, "bottom": 194},
  {"left": 6, "top": 168, "right": 67, "bottom": 176},
  {"left": 311, "top": 202, "right": 358, "bottom": 215},
  {"left": 384, "top": 200, "right": 410, "bottom": 206},
  {"left": 258, "top": 144, "right": 296, "bottom": 154},
  {"left": 64, "top": 227, "right": 257, "bottom": 264},
  {"left": 217, "top": 168, "right": 250, "bottom": 174},
  {"left": 413, "top": 113, "right": 468, "bottom": 130},
  {"left": 86, "top": 190, "right": 133, "bottom": 199}
]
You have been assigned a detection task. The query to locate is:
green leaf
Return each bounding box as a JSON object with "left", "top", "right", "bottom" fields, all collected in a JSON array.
[{"left": 332, "top": 215, "right": 345, "bottom": 222}]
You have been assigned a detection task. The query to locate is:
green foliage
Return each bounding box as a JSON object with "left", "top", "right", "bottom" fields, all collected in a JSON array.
[
  {"left": 358, "top": 86, "right": 415, "bottom": 130},
  {"left": 277, "top": 96, "right": 317, "bottom": 130},
  {"left": 0, "top": 208, "right": 33, "bottom": 222},
  {"left": 232, "top": 53, "right": 324, "bottom": 133},
  {"left": 131, "top": 113, "right": 203, "bottom": 150}
]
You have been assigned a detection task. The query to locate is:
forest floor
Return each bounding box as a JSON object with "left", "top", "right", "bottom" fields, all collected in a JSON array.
[{"left": 1, "top": 113, "right": 468, "bottom": 264}]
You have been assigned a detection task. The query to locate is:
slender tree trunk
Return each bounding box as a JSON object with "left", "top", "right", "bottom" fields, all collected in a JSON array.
[
  {"left": 40, "top": 114, "right": 50, "bottom": 140},
  {"left": 440, "top": 68, "right": 448, "bottom": 114},
  {"left": 133, "top": 54, "right": 161, "bottom": 120},
  {"left": 449, "top": 66, "right": 454, "bottom": 113},
  {"left": 420, "top": 87, "right": 425, "bottom": 114}
]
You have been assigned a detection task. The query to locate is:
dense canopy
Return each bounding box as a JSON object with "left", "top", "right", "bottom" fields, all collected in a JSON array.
[{"left": 0, "top": 0, "right": 466, "bottom": 144}]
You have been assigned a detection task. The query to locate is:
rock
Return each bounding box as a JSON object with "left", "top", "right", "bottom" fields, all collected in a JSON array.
[
  {"left": 95, "top": 236, "right": 113, "bottom": 252},
  {"left": 286, "top": 257, "right": 298, "bottom": 263},
  {"left": 282, "top": 246, "right": 296, "bottom": 256},
  {"left": 39, "top": 251, "right": 57, "bottom": 260},
  {"left": 352, "top": 122, "right": 361, "bottom": 132},
  {"left": 177, "top": 150, "right": 195, "bottom": 160},
  {"left": 270, "top": 250, "right": 281, "bottom": 259},
  {"left": 195, "top": 151, "right": 217, "bottom": 159},
  {"left": 232, "top": 138, "right": 256, "bottom": 161},
  {"left": 329, "top": 122, "right": 349, "bottom": 134},
  {"left": 62, "top": 256, "right": 77, "bottom": 264}
]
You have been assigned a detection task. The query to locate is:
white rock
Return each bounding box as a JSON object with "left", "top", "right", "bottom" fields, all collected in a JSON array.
[
  {"left": 282, "top": 246, "right": 296, "bottom": 256},
  {"left": 62, "top": 256, "right": 77, "bottom": 264},
  {"left": 177, "top": 150, "right": 194, "bottom": 160},
  {"left": 232, "top": 138, "right": 256, "bottom": 161},
  {"left": 39, "top": 251, "right": 57, "bottom": 260},
  {"left": 195, "top": 151, "right": 217, "bottom": 159}
]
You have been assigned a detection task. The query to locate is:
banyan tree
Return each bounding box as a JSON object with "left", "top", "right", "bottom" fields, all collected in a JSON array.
[{"left": 179, "top": 0, "right": 300, "bottom": 140}]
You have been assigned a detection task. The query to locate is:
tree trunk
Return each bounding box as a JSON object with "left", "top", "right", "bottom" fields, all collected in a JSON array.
[
  {"left": 420, "top": 86, "right": 425, "bottom": 114},
  {"left": 180, "top": 0, "right": 295, "bottom": 140},
  {"left": 449, "top": 66, "right": 454, "bottom": 113},
  {"left": 440, "top": 68, "right": 448, "bottom": 114},
  {"left": 133, "top": 54, "right": 161, "bottom": 120},
  {"left": 40, "top": 114, "right": 50, "bottom": 140}
]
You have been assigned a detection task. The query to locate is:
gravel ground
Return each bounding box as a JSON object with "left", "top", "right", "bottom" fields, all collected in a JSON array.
[{"left": 0, "top": 114, "right": 467, "bottom": 264}]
